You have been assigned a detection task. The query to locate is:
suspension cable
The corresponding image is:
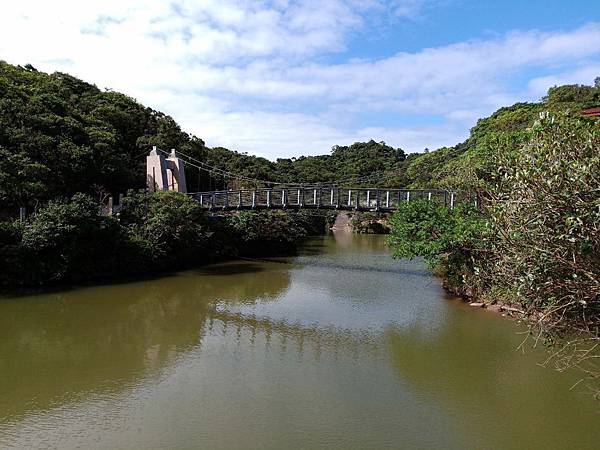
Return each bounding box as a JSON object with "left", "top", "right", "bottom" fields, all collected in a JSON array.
[{"left": 151, "top": 147, "right": 398, "bottom": 188}]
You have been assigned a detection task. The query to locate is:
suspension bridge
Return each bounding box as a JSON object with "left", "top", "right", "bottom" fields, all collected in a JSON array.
[
  {"left": 146, "top": 147, "right": 456, "bottom": 212},
  {"left": 189, "top": 187, "right": 452, "bottom": 211}
]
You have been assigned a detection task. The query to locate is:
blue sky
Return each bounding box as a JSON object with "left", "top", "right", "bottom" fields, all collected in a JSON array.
[
  {"left": 1, "top": 1, "right": 599, "bottom": 158},
  {"left": 353, "top": 0, "right": 596, "bottom": 52}
]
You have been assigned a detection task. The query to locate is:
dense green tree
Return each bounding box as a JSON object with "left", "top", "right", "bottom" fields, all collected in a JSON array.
[
  {"left": 18, "top": 193, "right": 123, "bottom": 283},
  {"left": 274, "top": 140, "right": 405, "bottom": 186},
  {"left": 387, "top": 200, "right": 486, "bottom": 292},
  {"left": 485, "top": 114, "right": 600, "bottom": 329},
  {"left": 120, "top": 190, "right": 211, "bottom": 266},
  {"left": 400, "top": 82, "right": 600, "bottom": 193},
  {"left": 0, "top": 62, "right": 410, "bottom": 213}
]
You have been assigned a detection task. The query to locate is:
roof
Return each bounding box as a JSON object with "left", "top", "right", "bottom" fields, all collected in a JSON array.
[{"left": 582, "top": 107, "right": 600, "bottom": 117}]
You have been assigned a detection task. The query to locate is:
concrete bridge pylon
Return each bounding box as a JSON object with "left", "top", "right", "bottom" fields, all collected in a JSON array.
[{"left": 146, "top": 147, "right": 187, "bottom": 193}]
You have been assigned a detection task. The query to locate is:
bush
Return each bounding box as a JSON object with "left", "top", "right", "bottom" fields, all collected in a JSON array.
[
  {"left": 388, "top": 114, "right": 600, "bottom": 389},
  {"left": 19, "top": 193, "right": 122, "bottom": 283},
  {"left": 223, "top": 209, "right": 334, "bottom": 256},
  {"left": 0, "top": 221, "right": 26, "bottom": 286},
  {"left": 486, "top": 114, "right": 600, "bottom": 331},
  {"left": 350, "top": 212, "right": 390, "bottom": 234},
  {"left": 387, "top": 200, "right": 487, "bottom": 295},
  {"left": 227, "top": 210, "right": 304, "bottom": 244},
  {"left": 120, "top": 190, "right": 211, "bottom": 268},
  {"left": 0, "top": 191, "right": 333, "bottom": 287}
]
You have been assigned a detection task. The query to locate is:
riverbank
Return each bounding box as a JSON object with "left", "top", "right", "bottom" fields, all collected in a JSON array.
[
  {"left": 0, "top": 191, "right": 336, "bottom": 288},
  {"left": 387, "top": 178, "right": 600, "bottom": 392},
  {"left": 349, "top": 211, "right": 391, "bottom": 234}
]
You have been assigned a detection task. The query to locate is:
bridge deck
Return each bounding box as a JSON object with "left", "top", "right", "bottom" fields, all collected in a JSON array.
[{"left": 189, "top": 187, "right": 453, "bottom": 211}]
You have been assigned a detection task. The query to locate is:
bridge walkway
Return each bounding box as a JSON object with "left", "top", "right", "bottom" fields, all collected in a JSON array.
[{"left": 189, "top": 187, "right": 454, "bottom": 211}]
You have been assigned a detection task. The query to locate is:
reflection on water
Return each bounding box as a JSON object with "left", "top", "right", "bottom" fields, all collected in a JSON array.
[
  {"left": 0, "top": 260, "right": 291, "bottom": 424},
  {"left": 0, "top": 235, "right": 599, "bottom": 450}
]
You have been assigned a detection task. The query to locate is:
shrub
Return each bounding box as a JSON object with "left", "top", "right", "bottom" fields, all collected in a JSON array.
[
  {"left": 486, "top": 114, "right": 600, "bottom": 332},
  {"left": 20, "top": 193, "right": 122, "bottom": 283},
  {"left": 350, "top": 212, "right": 390, "bottom": 234},
  {"left": 225, "top": 209, "right": 335, "bottom": 256},
  {"left": 120, "top": 190, "right": 211, "bottom": 268},
  {"left": 387, "top": 200, "right": 487, "bottom": 295},
  {"left": 0, "top": 192, "right": 333, "bottom": 287},
  {"left": 0, "top": 221, "right": 26, "bottom": 286}
]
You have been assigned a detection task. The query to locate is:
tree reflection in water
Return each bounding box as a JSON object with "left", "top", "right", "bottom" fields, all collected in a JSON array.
[{"left": 0, "top": 259, "right": 291, "bottom": 423}]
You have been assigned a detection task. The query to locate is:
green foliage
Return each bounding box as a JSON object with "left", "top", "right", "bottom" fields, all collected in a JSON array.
[
  {"left": 0, "top": 146, "right": 49, "bottom": 205},
  {"left": 403, "top": 147, "right": 463, "bottom": 189},
  {"left": 120, "top": 190, "right": 210, "bottom": 265},
  {"left": 225, "top": 209, "right": 334, "bottom": 255},
  {"left": 18, "top": 193, "right": 122, "bottom": 283},
  {"left": 543, "top": 84, "right": 600, "bottom": 110},
  {"left": 0, "top": 61, "right": 208, "bottom": 209},
  {"left": 0, "top": 221, "right": 26, "bottom": 286},
  {"left": 384, "top": 80, "right": 600, "bottom": 387},
  {"left": 485, "top": 114, "right": 600, "bottom": 326},
  {"left": 387, "top": 201, "right": 487, "bottom": 291},
  {"left": 389, "top": 109, "right": 600, "bottom": 359},
  {"left": 0, "top": 192, "right": 331, "bottom": 287},
  {"left": 350, "top": 212, "right": 390, "bottom": 234},
  {"left": 228, "top": 210, "right": 309, "bottom": 244},
  {"left": 399, "top": 82, "right": 599, "bottom": 193},
  {"left": 22, "top": 194, "right": 105, "bottom": 249},
  {"left": 274, "top": 140, "right": 405, "bottom": 185}
]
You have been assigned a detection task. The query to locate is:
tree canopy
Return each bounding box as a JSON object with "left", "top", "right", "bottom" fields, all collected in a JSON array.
[
  {"left": 1, "top": 60, "right": 598, "bottom": 214},
  {"left": 0, "top": 61, "right": 409, "bottom": 211}
]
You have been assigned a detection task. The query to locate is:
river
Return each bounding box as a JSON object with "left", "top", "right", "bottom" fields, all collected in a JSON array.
[{"left": 1, "top": 234, "right": 599, "bottom": 449}]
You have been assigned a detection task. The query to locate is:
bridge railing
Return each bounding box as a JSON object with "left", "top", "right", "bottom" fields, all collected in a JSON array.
[{"left": 189, "top": 187, "right": 453, "bottom": 211}]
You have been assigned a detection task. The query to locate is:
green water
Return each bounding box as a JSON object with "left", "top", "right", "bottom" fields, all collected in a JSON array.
[{"left": 0, "top": 234, "right": 598, "bottom": 449}]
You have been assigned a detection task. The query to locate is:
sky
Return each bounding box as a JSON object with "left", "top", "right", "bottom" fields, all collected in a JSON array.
[{"left": 1, "top": 1, "right": 599, "bottom": 159}]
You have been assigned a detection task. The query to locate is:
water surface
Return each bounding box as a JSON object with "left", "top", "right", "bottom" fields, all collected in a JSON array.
[{"left": 1, "top": 234, "right": 598, "bottom": 449}]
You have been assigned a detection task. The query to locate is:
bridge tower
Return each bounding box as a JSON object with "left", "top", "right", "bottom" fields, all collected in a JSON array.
[{"left": 146, "top": 146, "right": 187, "bottom": 193}]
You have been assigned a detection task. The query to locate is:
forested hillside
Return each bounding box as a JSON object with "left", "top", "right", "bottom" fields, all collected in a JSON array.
[
  {"left": 0, "top": 61, "right": 406, "bottom": 213},
  {"left": 1, "top": 61, "right": 599, "bottom": 299},
  {"left": 400, "top": 82, "right": 600, "bottom": 191},
  {"left": 0, "top": 61, "right": 400, "bottom": 286},
  {"left": 4, "top": 60, "right": 596, "bottom": 216}
]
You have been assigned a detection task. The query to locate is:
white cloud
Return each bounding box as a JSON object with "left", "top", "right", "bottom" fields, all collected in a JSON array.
[
  {"left": 527, "top": 63, "right": 600, "bottom": 98},
  {"left": 0, "top": 1, "right": 599, "bottom": 158}
]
